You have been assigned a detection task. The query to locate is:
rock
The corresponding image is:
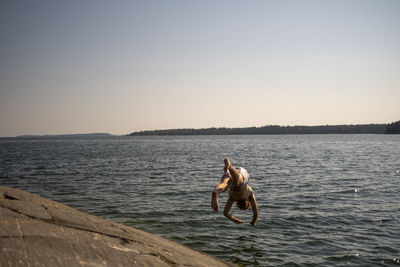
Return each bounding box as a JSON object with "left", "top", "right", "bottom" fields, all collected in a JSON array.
[{"left": 0, "top": 185, "right": 236, "bottom": 267}]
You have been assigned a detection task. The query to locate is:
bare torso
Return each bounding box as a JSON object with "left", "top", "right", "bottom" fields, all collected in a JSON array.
[{"left": 228, "top": 183, "right": 253, "bottom": 201}]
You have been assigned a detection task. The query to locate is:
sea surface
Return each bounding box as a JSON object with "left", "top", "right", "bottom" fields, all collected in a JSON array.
[{"left": 1, "top": 135, "right": 399, "bottom": 266}]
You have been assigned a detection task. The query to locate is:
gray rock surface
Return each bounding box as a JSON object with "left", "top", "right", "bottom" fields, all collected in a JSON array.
[{"left": 0, "top": 185, "right": 236, "bottom": 267}]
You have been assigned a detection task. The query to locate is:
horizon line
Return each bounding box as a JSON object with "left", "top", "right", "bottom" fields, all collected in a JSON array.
[{"left": 1, "top": 121, "right": 397, "bottom": 138}]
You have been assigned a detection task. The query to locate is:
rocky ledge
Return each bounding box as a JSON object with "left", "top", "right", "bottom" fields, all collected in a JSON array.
[{"left": 0, "top": 185, "right": 236, "bottom": 267}]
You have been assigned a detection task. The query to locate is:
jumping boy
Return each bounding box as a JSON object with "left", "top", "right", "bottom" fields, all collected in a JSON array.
[{"left": 211, "top": 158, "right": 258, "bottom": 225}]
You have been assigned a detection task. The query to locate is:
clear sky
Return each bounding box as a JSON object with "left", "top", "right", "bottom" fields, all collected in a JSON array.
[{"left": 1, "top": 0, "right": 399, "bottom": 136}]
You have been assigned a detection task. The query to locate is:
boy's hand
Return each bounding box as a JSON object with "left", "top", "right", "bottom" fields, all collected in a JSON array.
[{"left": 211, "top": 192, "right": 219, "bottom": 212}]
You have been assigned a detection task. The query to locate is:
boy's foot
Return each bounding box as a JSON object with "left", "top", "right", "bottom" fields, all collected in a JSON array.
[
  {"left": 224, "top": 158, "right": 231, "bottom": 168},
  {"left": 224, "top": 158, "right": 231, "bottom": 173}
]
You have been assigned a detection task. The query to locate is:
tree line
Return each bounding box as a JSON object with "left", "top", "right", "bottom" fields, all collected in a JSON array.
[
  {"left": 129, "top": 123, "right": 396, "bottom": 136},
  {"left": 385, "top": 120, "right": 400, "bottom": 134}
]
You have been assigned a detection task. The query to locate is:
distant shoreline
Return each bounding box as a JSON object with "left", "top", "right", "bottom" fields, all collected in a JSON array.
[
  {"left": 2, "top": 121, "right": 398, "bottom": 138},
  {"left": 14, "top": 133, "right": 113, "bottom": 138},
  {"left": 129, "top": 124, "right": 389, "bottom": 136}
]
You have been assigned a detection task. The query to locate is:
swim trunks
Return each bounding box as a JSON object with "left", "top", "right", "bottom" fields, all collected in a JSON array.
[{"left": 237, "top": 167, "right": 250, "bottom": 185}]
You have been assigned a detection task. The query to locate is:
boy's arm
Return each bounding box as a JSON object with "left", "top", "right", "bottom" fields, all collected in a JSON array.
[
  {"left": 223, "top": 197, "right": 244, "bottom": 224},
  {"left": 211, "top": 178, "right": 231, "bottom": 212},
  {"left": 249, "top": 192, "right": 259, "bottom": 226}
]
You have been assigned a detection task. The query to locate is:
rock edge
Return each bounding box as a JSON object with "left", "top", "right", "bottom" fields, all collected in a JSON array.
[{"left": 0, "top": 185, "right": 236, "bottom": 267}]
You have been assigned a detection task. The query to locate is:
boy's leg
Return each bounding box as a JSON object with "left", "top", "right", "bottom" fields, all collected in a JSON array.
[{"left": 224, "top": 158, "right": 244, "bottom": 186}]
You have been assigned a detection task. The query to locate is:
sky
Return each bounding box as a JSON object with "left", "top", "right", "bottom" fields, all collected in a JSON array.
[{"left": 1, "top": 0, "right": 399, "bottom": 136}]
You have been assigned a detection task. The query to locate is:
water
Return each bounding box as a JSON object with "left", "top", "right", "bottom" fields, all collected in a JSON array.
[{"left": 1, "top": 135, "right": 399, "bottom": 266}]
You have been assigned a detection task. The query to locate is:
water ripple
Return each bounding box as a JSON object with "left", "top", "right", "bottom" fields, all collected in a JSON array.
[{"left": 1, "top": 135, "right": 399, "bottom": 266}]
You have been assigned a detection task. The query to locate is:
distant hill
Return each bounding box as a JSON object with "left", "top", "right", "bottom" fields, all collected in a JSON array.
[
  {"left": 16, "top": 133, "right": 112, "bottom": 138},
  {"left": 129, "top": 124, "right": 388, "bottom": 136}
]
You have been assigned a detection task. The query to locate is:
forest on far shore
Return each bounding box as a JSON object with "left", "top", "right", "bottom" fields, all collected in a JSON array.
[
  {"left": 385, "top": 120, "right": 400, "bottom": 134},
  {"left": 129, "top": 122, "right": 400, "bottom": 136}
]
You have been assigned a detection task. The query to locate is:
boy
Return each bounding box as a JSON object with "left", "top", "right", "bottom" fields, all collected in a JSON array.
[{"left": 211, "top": 158, "right": 258, "bottom": 225}]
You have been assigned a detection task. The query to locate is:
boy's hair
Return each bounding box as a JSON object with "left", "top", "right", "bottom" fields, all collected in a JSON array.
[{"left": 236, "top": 200, "right": 250, "bottom": 210}]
